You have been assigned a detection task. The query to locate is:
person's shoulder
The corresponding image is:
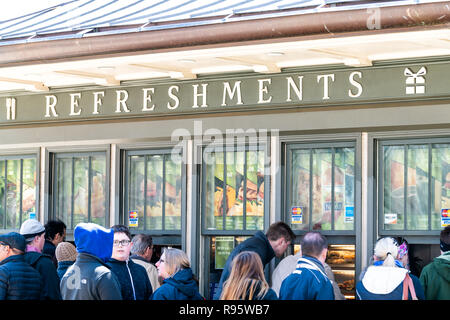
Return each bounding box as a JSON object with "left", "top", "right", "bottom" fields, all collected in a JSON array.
[
  {"left": 26, "top": 251, "right": 54, "bottom": 268},
  {"left": 152, "top": 283, "right": 174, "bottom": 300},
  {"left": 263, "top": 288, "right": 278, "bottom": 300}
]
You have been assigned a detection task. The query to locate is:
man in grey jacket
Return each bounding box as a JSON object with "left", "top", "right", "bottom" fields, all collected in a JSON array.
[{"left": 60, "top": 223, "right": 122, "bottom": 300}]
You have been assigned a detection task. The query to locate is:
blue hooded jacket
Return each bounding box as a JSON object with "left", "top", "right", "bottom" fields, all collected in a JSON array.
[
  {"left": 60, "top": 223, "right": 122, "bottom": 300},
  {"left": 151, "top": 268, "right": 204, "bottom": 300},
  {"left": 74, "top": 223, "right": 114, "bottom": 262}
]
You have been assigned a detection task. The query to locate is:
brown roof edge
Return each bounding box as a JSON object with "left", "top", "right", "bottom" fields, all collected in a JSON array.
[{"left": 1, "top": 1, "right": 450, "bottom": 67}]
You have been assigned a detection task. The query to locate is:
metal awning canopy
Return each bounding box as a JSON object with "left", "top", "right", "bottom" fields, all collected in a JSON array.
[{"left": 0, "top": 0, "right": 449, "bottom": 94}]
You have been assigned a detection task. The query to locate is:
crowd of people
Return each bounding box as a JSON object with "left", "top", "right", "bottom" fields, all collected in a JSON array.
[{"left": 0, "top": 218, "right": 449, "bottom": 300}]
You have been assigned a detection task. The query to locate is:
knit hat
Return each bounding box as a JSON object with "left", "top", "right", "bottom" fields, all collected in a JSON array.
[
  {"left": 55, "top": 242, "right": 77, "bottom": 262},
  {"left": 0, "top": 232, "right": 26, "bottom": 252},
  {"left": 19, "top": 219, "right": 45, "bottom": 241}
]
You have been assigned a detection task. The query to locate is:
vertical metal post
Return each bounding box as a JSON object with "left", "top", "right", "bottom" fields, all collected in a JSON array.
[
  {"left": 19, "top": 159, "right": 23, "bottom": 226},
  {"left": 87, "top": 157, "right": 92, "bottom": 223},
  {"left": 331, "top": 148, "right": 335, "bottom": 231},
  {"left": 143, "top": 155, "right": 148, "bottom": 230},
  {"left": 71, "top": 157, "right": 75, "bottom": 230}
]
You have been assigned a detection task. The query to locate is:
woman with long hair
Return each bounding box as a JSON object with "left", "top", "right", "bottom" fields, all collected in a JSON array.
[
  {"left": 220, "top": 251, "right": 278, "bottom": 300},
  {"left": 152, "top": 248, "right": 204, "bottom": 300},
  {"left": 356, "top": 237, "right": 425, "bottom": 300}
]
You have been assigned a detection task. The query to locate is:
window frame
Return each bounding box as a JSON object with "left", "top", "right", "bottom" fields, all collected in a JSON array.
[
  {"left": 123, "top": 147, "right": 186, "bottom": 237},
  {"left": 378, "top": 137, "right": 450, "bottom": 236},
  {"left": 0, "top": 152, "right": 39, "bottom": 231},
  {"left": 284, "top": 140, "right": 358, "bottom": 237},
  {"left": 200, "top": 143, "right": 270, "bottom": 236},
  {"left": 49, "top": 150, "right": 110, "bottom": 230}
]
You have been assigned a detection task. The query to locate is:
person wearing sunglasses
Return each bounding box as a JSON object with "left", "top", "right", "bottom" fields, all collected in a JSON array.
[{"left": 107, "top": 225, "right": 153, "bottom": 300}]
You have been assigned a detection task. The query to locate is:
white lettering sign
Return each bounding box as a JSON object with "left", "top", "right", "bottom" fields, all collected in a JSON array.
[
  {"left": 115, "top": 90, "right": 131, "bottom": 113},
  {"left": 142, "top": 88, "right": 155, "bottom": 111},
  {"left": 69, "top": 93, "right": 82, "bottom": 116},
  {"left": 45, "top": 95, "right": 58, "bottom": 118},
  {"left": 222, "top": 81, "right": 243, "bottom": 106},
  {"left": 93, "top": 91, "right": 105, "bottom": 115},
  {"left": 6, "top": 98, "right": 16, "bottom": 120},
  {"left": 258, "top": 79, "right": 272, "bottom": 103},
  {"left": 192, "top": 84, "right": 208, "bottom": 108},
  {"left": 317, "top": 74, "right": 335, "bottom": 100}
]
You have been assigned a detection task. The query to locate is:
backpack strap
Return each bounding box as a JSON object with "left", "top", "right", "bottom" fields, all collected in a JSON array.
[{"left": 402, "top": 273, "right": 418, "bottom": 300}]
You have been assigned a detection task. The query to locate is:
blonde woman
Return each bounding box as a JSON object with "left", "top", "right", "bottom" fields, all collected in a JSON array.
[
  {"left": 220, "top": 251, "right": 278, "bottom": 300},
  {"left": 356, "top": 237, "right": 424, "bottom": 300},
  {"left": 152, "top": 248, "right": 204, "bottom": 300}
]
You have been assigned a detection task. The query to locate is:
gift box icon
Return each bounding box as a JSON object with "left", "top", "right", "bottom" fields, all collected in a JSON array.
[{"left": 404, "top": 67, "right": 426, "bottom": 94}]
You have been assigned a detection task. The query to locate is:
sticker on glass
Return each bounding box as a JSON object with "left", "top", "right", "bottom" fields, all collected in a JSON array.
[
  {"left": 441, "top": 209, "right": 450, "bottom": 227},
  {"left": 384, "top": 213, "right": 398, "bottom": 225},
  {"left": 129, "top": 211, "right": 138, "bottom": 228},
  {"left": 291, "top": 206, "right": 303, "bottom": 224},
  {"left": 345, "top": 206, "right": 354, "bottom": 223}
]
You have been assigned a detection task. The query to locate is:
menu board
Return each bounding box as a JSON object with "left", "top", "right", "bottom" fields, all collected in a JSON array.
[{"left": 215, "top": 236, "right": 235, "bottom": 269}]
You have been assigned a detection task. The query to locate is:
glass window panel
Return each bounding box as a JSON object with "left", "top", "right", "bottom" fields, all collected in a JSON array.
[
  {"left": 406, "top": 145, "right": 429, "bottom": 230},
  {"left": 129, "top": 155, "right": 145, "bottom": 230},
  {"left": 90, "top": 156, "right": 106, "bottom": 226},
  {"left": 254, "top": 150, "right": 265, "bottom": 230},
  {"left": 225, "top": 151, "right": 244, "bottom": 230},
  {"left": 144, "top": 155, "right": 162, "bottom": 230},
  {"left": 6, "top": 160, "right": 20, "bottom": 229},
  {"left": 383, "top": 145, "right": 405, "bottom": 230},
  {"left": 22, "top": 158, "right": 36, "bottom": 219},
  {"left": 165, "top": 155, "right": 182, "bottom": 230},
  {"left": 290, "top": 149, "right": 310, "bottom": 231},
  {"left": 432, "top": 144, "right": 450, "bottom": 230},
  {"left": 0, "top": 161, "right": 4, "bottom": 229},
  {"left": 243, "top": 151, "right": 260, "bottom": 231},
  {"left": 55, "top": 158, "right": 72, "bottom": 228},
  {"left": 335, "top": 148, "right": 355, "bottom": 231},
  {"left": 205, "top": 152, "right": 224, "bottom": 230},
  {"left": 204, "top": 148, "right": 265, "bottom": 231},
  {"left": 73, "top": 157, "right": 89, "bottom": 226},
  {"left": 312, "top": 149, "right": 332, "bottom": 231}
]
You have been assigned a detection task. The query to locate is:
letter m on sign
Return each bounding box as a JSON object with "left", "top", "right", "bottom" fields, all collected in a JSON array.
[{"left": 6, "top": 98, "right": 16, "bottom": 120}]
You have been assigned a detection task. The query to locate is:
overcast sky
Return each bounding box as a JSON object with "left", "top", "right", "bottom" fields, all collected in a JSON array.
[{"left": 0, "top": 0, "right": 65, "bottom": 21}]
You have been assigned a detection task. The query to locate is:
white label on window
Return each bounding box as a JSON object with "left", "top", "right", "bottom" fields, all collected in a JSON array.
[{"left": 384, "top": 213, "right": 398, "bottom": 225}]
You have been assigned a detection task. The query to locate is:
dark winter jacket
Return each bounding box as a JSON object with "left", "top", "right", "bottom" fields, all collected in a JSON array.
[
  {"left": 242, "top": 280, "right": 278, "bottom": 300},
  {"left": 151, "top": 268, "right": 204, "bottom": 300},
  {"left": 356, "top": 262, "right": 425, "bottom": 300},
  {"left": 57, "top": 260, "right": 74, "bottom": 280},
  {"left": 213, "top": 231, "right": 275, "bottom": 300},
  {"left": 420, "top": 251, "right": 450, "bottom": 300},
  {"left": 43, "top": 240, "right": 57, "bottom": 267},
  {"left": 279, "top": 256, "right": 334, "bottom": 300},
  {"left": 107, "top": 258, "right": 153, "bottom": 300},
  {"left": 24, "top": 251, "right": 61, "bottom": 300},
  {"left": 60, "top": 223, "right": 122, "bottom": 300},
  {"left": 0, "top": 254, "right": 42, "bottom": 300}
]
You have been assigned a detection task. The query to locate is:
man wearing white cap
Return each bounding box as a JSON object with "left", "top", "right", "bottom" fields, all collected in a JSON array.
[{"left": 20, "top": 218, "right": 62, "bottom": 300}]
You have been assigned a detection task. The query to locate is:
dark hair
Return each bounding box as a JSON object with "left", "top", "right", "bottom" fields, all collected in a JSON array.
[
  {"left": 111, "top": 224, "right": 132, "bottom": 241},
  {"left": 266, "top": 221, "right": 295, "bottom": 243},
  {"left": 44, "top": 220, "right": 66, "bottom": 241},
  {"left": 301, "top": 232, "right": 328, "bottom": 258},
  {"left": 441, "top": 226, "right": 450, "bottom": 246},
  {"left": 131, "top": 234, "right": 153, "bottom": 255}
]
